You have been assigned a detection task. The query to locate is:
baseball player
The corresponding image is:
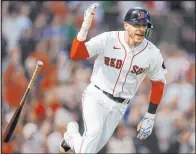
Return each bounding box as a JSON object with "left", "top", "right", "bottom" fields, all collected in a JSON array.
[{"left": 60, "top": 3, "right": 167, "bottom": 153}]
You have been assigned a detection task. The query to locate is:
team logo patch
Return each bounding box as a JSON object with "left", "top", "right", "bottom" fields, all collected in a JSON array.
[
  {"left": 162, "top": 61, "right": 166, "bottom": 69},
  {"left": 130, "top": 65, "right": 146, "bottom": 75}
]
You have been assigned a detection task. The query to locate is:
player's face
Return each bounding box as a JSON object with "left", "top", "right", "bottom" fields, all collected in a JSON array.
[{"left": 124, "top": 22, "right": 148, "bottom": 44}]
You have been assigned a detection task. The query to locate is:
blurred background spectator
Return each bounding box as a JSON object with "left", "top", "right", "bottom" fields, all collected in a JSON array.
[{"left": 1, "top": 1, "right": 195, "bottom": 153}]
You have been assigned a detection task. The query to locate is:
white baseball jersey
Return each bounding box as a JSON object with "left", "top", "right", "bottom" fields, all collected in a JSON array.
[{"left": 85, "top": 31, "right": 167, "bottom": 100}]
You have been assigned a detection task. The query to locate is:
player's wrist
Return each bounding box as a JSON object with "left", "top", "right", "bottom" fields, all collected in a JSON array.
[
  {"left": 81, "top": 21, "right": 91, "bottom": 31},
  {"left": 147, "top": 102, "right": 158, "bottom": 114},
  {"left": 77, "top": 20, "right": 92, "bottom": 41},
  {"left": 145, "top": 112, "right": 156, "bottom": 120},
  {"left": 77, "top": 27, "right": 88, "bottom": 41}
]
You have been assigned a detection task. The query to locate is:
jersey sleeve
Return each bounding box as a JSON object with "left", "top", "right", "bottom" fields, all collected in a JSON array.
[
  {"left": 148, "top": 50, "right": 167, "bottom": 84},
  {"left": 85, "top": 32, "right": 107, "bottom": 58}
]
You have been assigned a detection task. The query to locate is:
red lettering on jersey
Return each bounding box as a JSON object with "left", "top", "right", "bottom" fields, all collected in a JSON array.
[
  {"left": 110, "top": 58, "right": 116, "bottom": 67},
  {"left": 136, "top": 68, "right": 143, "bottom": 75},
  {"left": 131, "top": 65, "right": 139, "bottom": 73},
  {"left": 104, "top": 57, "right": 122, "bottom": 69},
  {"left": 116, "top": 60, "right": 123, "bottom": 69},
  {"left": 104, "top": 57, "right": 110, "bottom": 66},
  {"left": 131, "top": 65, "right": 145, "bottom": 75}
]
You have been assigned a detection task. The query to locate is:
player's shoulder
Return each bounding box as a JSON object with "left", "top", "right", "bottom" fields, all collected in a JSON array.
[
  {"left": 99, "top": 31, "right": 120, "bottom": 38},
  {"left": 146, "top": 39, "right": 161, "bottom": 55},
  {"left": 146, "top": 40, "right": 164, "bottom": 62},
  {"left": 96, "top": 31, "right": 121, "bottom": 42},
  {"left": 146, "top": 39, "right": 160, "bottom": 52}
]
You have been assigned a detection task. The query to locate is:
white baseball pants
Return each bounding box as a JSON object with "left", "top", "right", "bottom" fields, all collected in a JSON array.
[{"left": 70, "top": 83, "right": 129, "bottom": 153}]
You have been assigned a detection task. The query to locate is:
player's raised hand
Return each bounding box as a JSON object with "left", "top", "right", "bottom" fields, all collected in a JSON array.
[
  {"left": 82, "top": 3, "right": 99, "bottom": 29},
  {"left": 137, "top": 113, "right": 155, "bottom": 140},
  {"left": 84, "top": 3, "right": 99, "bottom": 21}
]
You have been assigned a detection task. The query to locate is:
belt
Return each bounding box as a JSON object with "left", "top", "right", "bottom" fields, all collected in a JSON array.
[{"left": 94, "top": 85, "right": 129, "bottom": 104}]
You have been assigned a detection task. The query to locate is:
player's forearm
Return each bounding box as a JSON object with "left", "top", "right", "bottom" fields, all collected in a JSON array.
[
  {"left": 77, "top": 22, "right": 90, "bottom": 41},
  {"left": 70, "top": 3, "right": 98, "bottom": 61},
  {"left": 148, "top": 81, "right": 165, "bottom": 114},
  {"left": 70, "top": 12, "right": 93, "bottom": 60},
  {"left": 70, "top": 21, "right": 91, "bottom": 61}
]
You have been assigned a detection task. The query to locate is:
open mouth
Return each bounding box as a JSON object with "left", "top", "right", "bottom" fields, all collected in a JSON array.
[{"left": 136, "top": 34, "right": 144, "bottom": 37}]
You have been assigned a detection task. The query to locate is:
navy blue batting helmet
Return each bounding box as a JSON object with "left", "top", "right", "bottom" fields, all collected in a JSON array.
[{"left": 124, "top": 7, "right": 153, "bottom": 38}]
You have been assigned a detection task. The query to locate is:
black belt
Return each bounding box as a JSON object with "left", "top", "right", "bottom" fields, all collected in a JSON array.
[{"left": 94, "top": 85, "right": 129, "bottom": 104}]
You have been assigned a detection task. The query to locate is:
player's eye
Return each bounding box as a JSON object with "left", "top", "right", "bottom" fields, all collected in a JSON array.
[
  {"left": 134, "top": 23, "right": 140, "bottom": 27},
  {"left": 132, "top": 23, "right": 148, "bottom": 28}
]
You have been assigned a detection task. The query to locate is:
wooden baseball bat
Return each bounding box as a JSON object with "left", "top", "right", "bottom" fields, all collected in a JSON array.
[{"left": 3, "top": 61, "right": 43, "bottom": 143}]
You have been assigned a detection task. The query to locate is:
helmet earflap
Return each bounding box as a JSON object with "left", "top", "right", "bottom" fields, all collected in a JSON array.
[
  {"left": 145, "top": 23, "right": 153, "bottom": 39},
  {"left": 145, "top": 28, "right": 151, "bottom": 39}
]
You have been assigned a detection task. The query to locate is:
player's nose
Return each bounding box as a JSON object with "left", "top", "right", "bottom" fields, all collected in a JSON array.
[
  {"left": 138, "top": 26, "right": 146, "bottom": 31},
  {"left": 137, "top": 28, "right": 146, "bottom": 35}
]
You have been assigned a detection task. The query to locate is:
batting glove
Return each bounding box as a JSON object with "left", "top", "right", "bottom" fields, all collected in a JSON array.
[
  {"left": 137, "top": 112, "right": 155, "bottom": 140},
  {"left": 82, "top": 3, "right": 99, "bottom": 30}
]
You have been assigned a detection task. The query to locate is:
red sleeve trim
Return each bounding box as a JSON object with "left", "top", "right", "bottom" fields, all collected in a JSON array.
[
  {"left": 70, "top": 37, "right": 90, "bottom": 61},
  {"left": 150, "top": 81, "right": 165, "bottom": 105}
]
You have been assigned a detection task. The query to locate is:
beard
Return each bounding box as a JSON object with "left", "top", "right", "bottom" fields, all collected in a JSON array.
[{"left": 126, "top": 30, "right": 144, "bottom": 47}]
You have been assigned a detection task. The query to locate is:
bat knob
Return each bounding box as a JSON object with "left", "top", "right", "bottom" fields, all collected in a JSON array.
[{"left": 37, "top": 61, "right": 43, "bottom": 66}]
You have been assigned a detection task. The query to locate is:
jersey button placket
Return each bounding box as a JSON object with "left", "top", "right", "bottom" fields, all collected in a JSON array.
[
  {"left": 121, "top": 49, "right": 135, "bottom": 96},
  {"left": 118, "top": 51, "right": 131, "bottom": 97},
  {"left": 128, "top": 49, "right": 134, "bottom": 58}
]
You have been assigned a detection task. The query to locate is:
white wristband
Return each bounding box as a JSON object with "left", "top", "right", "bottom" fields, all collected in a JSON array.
[
  {"left": 77, "top": 28, "right": 88, "bottom": 41},
  {"left": 145, "top": 112, "right": 156, "bottom": 120},
  {"left": 81, "top": 21, "right": 91, "bottom": 30},
  {"left": 77, "top": 21, "right": 91, "bottom": 41}
]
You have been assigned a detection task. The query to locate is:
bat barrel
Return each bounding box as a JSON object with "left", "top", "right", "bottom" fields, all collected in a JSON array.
[{"left": 3, "top": 60, "right": 43, "bottom": 143}]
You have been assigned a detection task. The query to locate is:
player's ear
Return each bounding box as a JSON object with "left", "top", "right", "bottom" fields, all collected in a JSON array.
[{"left": 124, "top": 22, "right": 128, "bottom": 31}]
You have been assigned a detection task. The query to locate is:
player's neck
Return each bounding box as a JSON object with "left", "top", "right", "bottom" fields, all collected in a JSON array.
[
  {"left": 128, "top": 40, "right": 140, "bottom": 49},
  {"left": 124, "top": 31, "right": 141, "bottom": 49}
]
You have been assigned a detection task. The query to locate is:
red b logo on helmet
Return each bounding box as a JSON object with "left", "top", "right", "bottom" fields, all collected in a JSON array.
[{"left": 139, "top": 12, "right": 145, "bottom": 18}]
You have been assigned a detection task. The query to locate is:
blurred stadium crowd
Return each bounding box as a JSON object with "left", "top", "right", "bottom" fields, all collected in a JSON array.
[{"left": 1, "top": 1, "right": 195, "bottom": 153}]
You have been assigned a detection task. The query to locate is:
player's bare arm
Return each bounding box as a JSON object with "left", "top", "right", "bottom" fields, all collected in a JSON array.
[
  {"left": 70, "top": 3, "right": 99, "bottom": 61},
  {"left": 137, "top": 52, "right": 167, "bottom": 140},
  {"left": 137, "top": 80, "right": 165, "bottom": 140}
]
